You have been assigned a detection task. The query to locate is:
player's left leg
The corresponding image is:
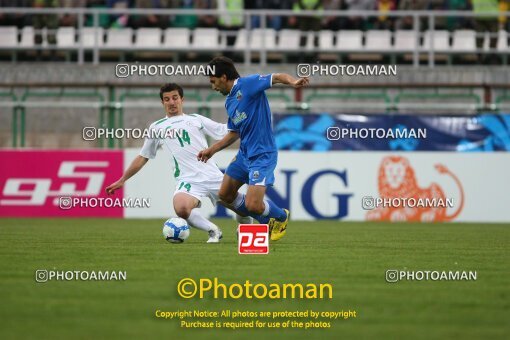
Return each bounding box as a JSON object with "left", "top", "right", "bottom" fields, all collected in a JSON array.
[
  {"left": 244, "top": 185, "right": 286, "bottom": 220},
  {"left": 208, "top": 180, "right": 254, "bottom": 226},
  {"left": 173, "top": 192, "right": 222, "bottom": 243},
  {"left": 173, "top": 192, "right": 199, "bottom": 220},
  {"left": 221, "top": 151, "right": 285, "bottom": 227},
  {"left": 244, "top": 152, "right": 289, "bottom": 240}
]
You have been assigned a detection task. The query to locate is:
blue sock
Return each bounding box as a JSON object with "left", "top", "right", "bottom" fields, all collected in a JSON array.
[
  {"left": 234, "top": 200, "right": 251, "bottom": 218},
  {"left": 264, "top": 199, "right": 287, "bottom": 222},
  {"left": 232, "top": 194, "right": 260, "bottom": 222},
  {"left": 232, "top": 194, "right": 287, "bottom": 224},
  {"left": 255, "top": 214, "right": 270, "bottom": 224}
]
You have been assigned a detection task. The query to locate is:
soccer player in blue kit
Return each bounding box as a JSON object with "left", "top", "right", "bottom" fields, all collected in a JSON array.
[{"left": 198, "top": 57, "right": 309, "bottom": 241}]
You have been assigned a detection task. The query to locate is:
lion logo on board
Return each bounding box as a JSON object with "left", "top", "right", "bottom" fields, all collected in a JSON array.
[{"left": 366, "top": 156, "right": 465, "bottom": 222}]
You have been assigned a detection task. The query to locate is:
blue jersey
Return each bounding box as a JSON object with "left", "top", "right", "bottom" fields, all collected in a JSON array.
[{"left": 225, "top": 74, "right": 276, "bottom": 158}]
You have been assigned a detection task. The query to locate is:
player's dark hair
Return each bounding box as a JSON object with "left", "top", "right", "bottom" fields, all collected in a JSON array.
[
  {"left": 160, "top": 83, "right": 184, "bottom": 100},
  {"left": 207, "top": 56, "right": 240, "bottom": 80}
]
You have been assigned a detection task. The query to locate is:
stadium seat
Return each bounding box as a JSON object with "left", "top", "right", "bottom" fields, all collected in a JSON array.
[
  {"left": 277, "top": 29, "right": 299, "bottom": 51},
  {"left": 394, "top": 30, "right": 418, "bottom": 51},
  {"left": 192, "top": 28, "right": 220, "bottom": 50},
  {"left": 56, "top": 27, "right": 76, "bottom": 48},
  {"left": 497, "top": 30, "right": 508, "bottom": 51},
  {"left": 20, "top": 27, "right": 35, "bottom": 48},
  {"left": 451, "top": 30, "right": 476, "bottom": 52},
  {"left": 0, "top": 26, "right": 18, "bottom": 48},
  {"left": 336, "top": 30, "right": 363, "bottom": 51},
  {"left": 365, "top": 30, "right": 392, "bottom": 51},
  {"left": 105, "top": 28, "right": 133, "bottom": 48},
  {"left": 163, "top": 28, "right": 190, "bottom": 49},
  {"left": 251, "top": 28, "right": 277, "bottom": 51},
  {"left": 233, "top": 29, "right": 248, "bottom": 50},
  {"left": 422, "top": 30, "right": 450, "bottom": 52},
  {"left": 81, "top": 27, "right": 104, "bottom": 47},
  {"left": 318, "top": 30, "right": 334, "bottom": 51},
  {"left": 134, "top": 28, "right": 162, "bottom": 48}
]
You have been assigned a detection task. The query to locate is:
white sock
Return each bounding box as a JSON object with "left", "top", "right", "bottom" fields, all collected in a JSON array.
[
  {"left": 232, "top": 192, "right": 245, "bottom": 209},
  {"left": 262, "top": 201, "right": 270, "bottom": 217},
  {"left": 236, "top": 214, "right": 253, "bottom": 224},
  {"left": 187, "top": 209, "right": 218, "bottom": 233},
  {"left": 233, "top": 193, "right": 270, "bottom": 217}
]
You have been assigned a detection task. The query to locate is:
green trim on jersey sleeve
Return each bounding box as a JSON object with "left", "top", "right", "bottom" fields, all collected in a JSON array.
[
  {"left": 173, "top": 156, "right": 180, "bottom": 178},
  {"left": 189, "top": 113, "right": 204, "bottom": 129},
  {"left": 154, "top": 117, "right": 168, "bottom": 126}
]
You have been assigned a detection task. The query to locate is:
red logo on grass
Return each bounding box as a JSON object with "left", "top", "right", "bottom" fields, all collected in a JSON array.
[{"left": 238, "top": 224, "right": 269, "bottom": 255}]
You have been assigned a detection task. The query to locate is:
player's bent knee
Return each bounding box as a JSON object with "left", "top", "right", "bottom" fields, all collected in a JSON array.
[
  {"left": 218, "top": 190, "right": 235, "bottom": 204},
  {"left": 174, "top": 206, "right": 192, "bottom": 219},
  {"left": 245, "top": 200, "right": 264, "bottom": 215}
]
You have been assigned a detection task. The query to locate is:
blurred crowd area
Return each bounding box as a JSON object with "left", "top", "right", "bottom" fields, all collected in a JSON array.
[{"left": 0, "top": 0, "right": 508, "bottom": 32}]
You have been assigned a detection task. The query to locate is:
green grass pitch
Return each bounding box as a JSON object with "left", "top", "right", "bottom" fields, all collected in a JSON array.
[{"left": 0, "top": 218, "right": 509, "bottom": 339}]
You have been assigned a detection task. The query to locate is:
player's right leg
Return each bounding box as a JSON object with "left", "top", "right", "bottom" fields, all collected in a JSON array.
[
  {"left": 219, "top": 153, "right": 251, "bottom": 213},
  {"left": 218, "top": 174, "right": 245, "bottom": 205},
  {"left": 218, "top": 152, "right": 289, "bottom": 241},
  {"left": 173, "top": 192, "right": 222, "bottom": 243},
  {"left": 244, "top": 152, "right": 289, "bottom": 241},
  {"left": 220, "top": 154, "right": 269, "bottom": 223},
  {"left": 244, "top": 184, "right": 289, "bottom": 241},
  {"left": 221, "top": 152, "right": 287, "bottom": 233},
  {"left": 206, "top": 179, "right": 254, "bottom": 231},
  {"left": 217, "top": 174, "right": 257, "bottom": 222}
]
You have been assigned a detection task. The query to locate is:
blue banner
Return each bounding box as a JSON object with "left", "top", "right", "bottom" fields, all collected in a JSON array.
[{"left": 273, "top": 113, "right": 510, "bottom": 151}]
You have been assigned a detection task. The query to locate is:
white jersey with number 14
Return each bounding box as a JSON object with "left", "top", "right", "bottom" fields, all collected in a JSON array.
[{"left": 139, "top": 113, "right": 226, "bottom": 184}]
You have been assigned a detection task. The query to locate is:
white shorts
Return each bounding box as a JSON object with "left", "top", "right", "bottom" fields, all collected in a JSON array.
[{"left": 173, "top": 179, "right": 222, "bottom": 207}]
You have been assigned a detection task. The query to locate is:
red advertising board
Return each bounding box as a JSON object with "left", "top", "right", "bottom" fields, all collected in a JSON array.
[{"left": 0, "top": 150, "right": 123, "bottom": 217}]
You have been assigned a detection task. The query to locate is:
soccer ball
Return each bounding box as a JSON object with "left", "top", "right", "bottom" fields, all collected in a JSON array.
[{"left": 163, "top": 217, "right": 190, "bottom": 243}]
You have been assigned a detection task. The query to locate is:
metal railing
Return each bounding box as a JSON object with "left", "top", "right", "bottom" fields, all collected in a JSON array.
[{"left": 2, "top": 82, "right": 510, "bottom": 148}]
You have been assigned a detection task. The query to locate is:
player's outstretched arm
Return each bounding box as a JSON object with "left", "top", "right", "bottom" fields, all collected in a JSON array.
[
  {"left": 197, "top": 114, "right": 228, "bottom": 141},
  {"left": 197, "top": 131, "right": 239, "bottom": 162},
  {"left": 106, "top": 155, "right": 148, "bottom": 195},
  {"left": 272, "top": 73, "right": 310, "bottom": 88}
]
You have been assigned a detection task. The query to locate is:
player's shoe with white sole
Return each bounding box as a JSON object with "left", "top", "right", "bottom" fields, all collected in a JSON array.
[
  {"left": 270, "top": 209, "right": 289, "bottom": 241},
  {"left": 207, "top": 228, "right": 223, "bottom": 243},
  {"left": 236, "top": 215, "right": 254, "bottom": 224}
]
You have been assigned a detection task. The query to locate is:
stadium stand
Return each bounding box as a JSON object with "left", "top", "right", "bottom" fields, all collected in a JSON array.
[{"left": 1, "top": 5, "right": 510, "bottom": 148}]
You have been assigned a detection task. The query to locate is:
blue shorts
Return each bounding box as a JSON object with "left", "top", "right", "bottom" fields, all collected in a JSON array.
[{"left": 225, "top": 151, "right": 277, "bottom": 186}]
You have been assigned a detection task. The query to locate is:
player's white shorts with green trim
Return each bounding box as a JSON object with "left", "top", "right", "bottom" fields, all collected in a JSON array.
[{"left": 173, "top": 179, "right": 222, "bottom": 207}]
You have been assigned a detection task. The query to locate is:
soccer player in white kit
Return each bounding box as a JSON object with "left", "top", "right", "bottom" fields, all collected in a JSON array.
[{"left": 105, "top": 83, "right": 251, "bottom": 243}]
